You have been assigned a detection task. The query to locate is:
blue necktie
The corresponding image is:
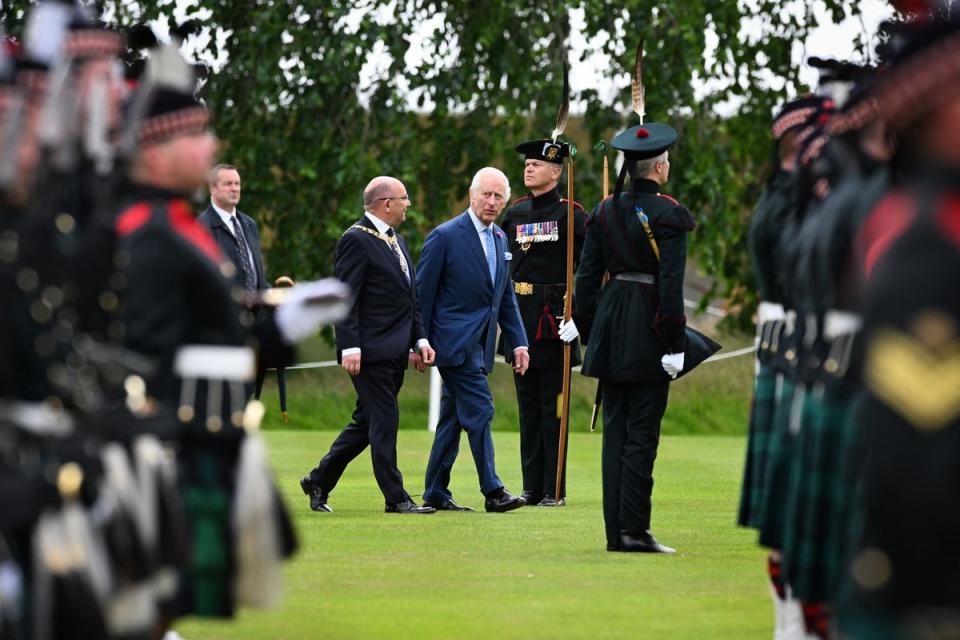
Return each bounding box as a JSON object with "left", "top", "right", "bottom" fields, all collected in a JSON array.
[{"left": 483, "top": 227, "right": 497, "bottom": 284}]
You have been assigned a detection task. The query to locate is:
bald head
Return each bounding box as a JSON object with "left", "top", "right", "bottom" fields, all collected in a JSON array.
[
  {"left": 362, "top": 175, "right": 410, "bottom": 227},
  {"left": 363, "top": 176, "right": 404, "bottom": 208}
]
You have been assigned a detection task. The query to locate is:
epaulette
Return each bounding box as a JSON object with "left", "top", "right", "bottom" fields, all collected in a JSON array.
[
  {"left": 510, "top": 194, "right": 532, "bottom": 207},
  {"left": 559, "top": 198, "right": 586, "bottom": 210},
  {"left": 657, "top": 192, "right": 680, "bottom": 206},
  {"left": 115, "top": 203, "right": 151, "bottom": 237},
  {"left": 116, "top": 200, "right": 222, "bottom": 263}
]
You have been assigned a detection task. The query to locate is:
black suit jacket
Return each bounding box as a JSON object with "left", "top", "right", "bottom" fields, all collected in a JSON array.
[
  {"left": 197, "top": 205, "right": 267, "bottom": 290},
  {"left": 334, "top": 215, "right": 426, "bottom": 364}
]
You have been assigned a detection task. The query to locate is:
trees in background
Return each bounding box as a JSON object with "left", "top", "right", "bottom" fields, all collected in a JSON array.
[{"left": 2, "top": 0, "right": 873, "bottom": 327}]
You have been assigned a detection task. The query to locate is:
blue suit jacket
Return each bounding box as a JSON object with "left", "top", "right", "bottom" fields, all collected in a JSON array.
[{"left": 416, "top": 210, "right": 528, "bottom": 372}]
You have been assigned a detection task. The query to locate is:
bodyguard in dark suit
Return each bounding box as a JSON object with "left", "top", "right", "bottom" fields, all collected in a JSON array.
[
  {"left": 416, "top": 167, "right": 530, "bottom": 513},
  {"left": 301, "top": 176, "right": 437, "bottom": 514},
  {"left": 197, "top": 164, "right": 267, "bottom": 294},
  {"left": 575, "top": 124, "right": 719, "bottom": 554}
]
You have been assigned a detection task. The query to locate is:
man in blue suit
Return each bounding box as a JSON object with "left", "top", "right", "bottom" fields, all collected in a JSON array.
[{"left": 416, "top": 167, "right": 530, "bottom": 513}]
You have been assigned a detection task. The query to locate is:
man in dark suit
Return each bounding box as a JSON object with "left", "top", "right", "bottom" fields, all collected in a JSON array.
[
  {"left": 416, "top": 167, "right": 530, "bottom": 513},
  {"left": 197, "top": 164, "right": 267, "bottom": 294},
  {"left": 300, "top": 176, "right": 437, "bottom": 514}
]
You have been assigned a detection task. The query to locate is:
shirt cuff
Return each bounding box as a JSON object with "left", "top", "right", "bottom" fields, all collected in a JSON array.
[
  {"left": 415, "top": 339, "right": 430, "bottom": 351},
  {"left": 341, "top": 347, "right": 361, "bottom": 357},
  {"left": 513, "top": 346, "right": 529, "bottom": 352}
]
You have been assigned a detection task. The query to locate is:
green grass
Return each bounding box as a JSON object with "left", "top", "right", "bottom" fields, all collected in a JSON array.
[
  {"left": 175, "top": 430, "right": 772, "bottom": 640},
  {"left": 256, "top": 333, "right": 755, "bottom": 436}
]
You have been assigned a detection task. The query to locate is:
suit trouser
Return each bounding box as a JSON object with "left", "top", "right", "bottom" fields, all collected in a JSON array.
[
  {"left": 423, "top": 345, "right": 503, "bottom": 503},
  {"left": 515, "top": 367, "right": 565, "bottom": 498},
  {"left": 601, "top": 380, "right": 670, "bottom": 547},
  {"left": 308, "top": 356, "right": 408, "bottom": 504}
]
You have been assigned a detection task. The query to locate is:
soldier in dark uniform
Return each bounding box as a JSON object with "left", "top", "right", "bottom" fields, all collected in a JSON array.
[
  {"left": 574, "top": 123, "right": 719, "bottom": 554},
  {"left": 834, "top": 12, "right": 960, "bottom": 639},
  {"left": 114, "top": 67, "right": 345, "bottom": 619},
  {"left": 498, "top": 138, "right": 586, "bottom": 507},
  {"left": 737, "top": 94, "right": 836, "bottom": 638}
]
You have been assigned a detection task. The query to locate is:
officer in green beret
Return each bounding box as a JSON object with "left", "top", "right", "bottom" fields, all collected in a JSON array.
[
  {"left": 498, "top": 138, "right": 587, "bottom": 507},
  {"left": 575, "top": 122, "right": 719, "bottom": 553}
]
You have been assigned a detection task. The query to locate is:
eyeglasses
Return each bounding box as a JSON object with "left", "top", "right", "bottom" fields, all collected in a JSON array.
[{"left": 379, "top": 195, "right": 411, "bottom": 202}]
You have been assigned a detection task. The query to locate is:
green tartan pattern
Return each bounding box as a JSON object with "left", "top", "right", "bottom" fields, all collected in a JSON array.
[
  {"left": 738, "top": 364, "right": 778, "bottom": 528},
  {"left": 758, "top": 375, "right": 799, "bottom": 549},
  {"left": 824, "top": 390, "right": 866, "bottom": 605},
  {"left": 782, "top": 384, "right": 838, "bottom": 602}
]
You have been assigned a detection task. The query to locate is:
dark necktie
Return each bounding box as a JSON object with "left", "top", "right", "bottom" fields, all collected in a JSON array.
[
  {"left": 230, "top": 216, "right": 256, "bottom": 292},
  {"left": 386, "top": 228, "right": 410, "bottom": 281}
]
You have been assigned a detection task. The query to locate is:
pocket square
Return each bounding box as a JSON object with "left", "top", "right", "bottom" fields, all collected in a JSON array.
[{"left": 504, "top": 252, "right": 513, "bottom": 261}]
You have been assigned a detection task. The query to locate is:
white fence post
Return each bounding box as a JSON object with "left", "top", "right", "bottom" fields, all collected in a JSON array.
[{"left": 427, "top": 366, "right": 441, "bottom": 433}]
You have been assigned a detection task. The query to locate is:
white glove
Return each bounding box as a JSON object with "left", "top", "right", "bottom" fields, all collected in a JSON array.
[
  {"left": 661, "top": 352, "right": 685, "bottom": 379},
  {"left": 558, "top": 319, "right": 579, "bottom": 343},
  {"left": 275, "top": 278, "right": 352, "bottom": 343}
]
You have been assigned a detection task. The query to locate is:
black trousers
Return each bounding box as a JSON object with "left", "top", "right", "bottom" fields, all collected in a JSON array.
[
  {"left": 514, "top": 367, "right": 565, "bottom": 498},
  {"left": 601, "top": 380, "right": 670, "bottom": 546},
  {"left": 308, "top": 356, "right": 408, "bottom": 504}
]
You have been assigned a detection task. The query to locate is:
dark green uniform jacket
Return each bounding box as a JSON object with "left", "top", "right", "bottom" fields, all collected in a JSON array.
[
  {"left": 497, "top": 187, "right": 587, "bottom": 368},
  {"left": 748, "top": 170, "right": 797, "bottom": 304},
  {"left": 575, "top": 178, "right": 718, "bottom": 383}
]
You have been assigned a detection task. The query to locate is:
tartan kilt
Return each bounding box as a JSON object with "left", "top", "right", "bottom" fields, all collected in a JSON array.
[
  {"left": 823, "top": 389, "right": 866, "bottom": 604},
  {"left": 757, "top": 375, "right": 800, "bottom": 549},
  {"left": 782, "top": 384, "right": 840, "bottom": 602},
  {"left": 737, "top": 363, "right": 778, "bottom": 528}
]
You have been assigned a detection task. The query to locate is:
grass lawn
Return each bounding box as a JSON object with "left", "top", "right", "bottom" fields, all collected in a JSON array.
[
  {"left": 175, "top": 430, "right": 772, "bottom": 639},
  {"left": 255, "top": 331, "right": 755, "bottom": 436}
]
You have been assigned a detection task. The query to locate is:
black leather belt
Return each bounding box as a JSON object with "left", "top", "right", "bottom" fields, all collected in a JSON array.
[{"left": 613, "top": 272, "right": 656, "bottom": 284}]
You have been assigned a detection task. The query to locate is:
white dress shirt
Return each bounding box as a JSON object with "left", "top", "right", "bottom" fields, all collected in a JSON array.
[{"left": 211, "top": 201, "right": 257, "bottom": 273}]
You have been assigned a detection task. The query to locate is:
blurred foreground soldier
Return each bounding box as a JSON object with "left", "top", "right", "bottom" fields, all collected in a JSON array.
[
  {"left": 737, "top": 94, "right": 830, "bottom": 639},
  {"left": 300, "top": 176, "right": 436, "bottom": 515},
  {"left": 116, "top": 67, "right": 348, "bottom": 619},
  {"left": 836, "top": 11, "right": 960, "bottom": 639},
  {"left": 498, "top": 138, "right": 586, "bottom": 507},
  {"left": 416, "top": 167, "right": 530, "bottom": 513},
  {"left": 574, "top": 123, "right": 719, "bottom": 554}
]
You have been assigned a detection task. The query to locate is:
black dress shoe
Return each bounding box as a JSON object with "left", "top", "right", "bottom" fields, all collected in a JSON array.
[
  {"left": 423, "top": 499, "right": 474, "bottom": 512},
  {"left": 385, "top": 499, "right": 436, "bottom": 514},
  {"left": 300, "top": 476, "right": 332, "bottom": 513},
  {"left": 618, "top": 530, "right": 676, "bottom": 554},
  {"left": 537, "top": 496, "right": 565, "bottom": 507},
  {"left": 484, "top": 489, "right": 525, "bottom": 513},
  {"left": 520, "top": 490, "right": 543, "bottom": 506}
]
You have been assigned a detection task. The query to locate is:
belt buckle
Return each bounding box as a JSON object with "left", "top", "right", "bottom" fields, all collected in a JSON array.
[{"left": 514, "top": 282, "right": 533, "bottom": 296}]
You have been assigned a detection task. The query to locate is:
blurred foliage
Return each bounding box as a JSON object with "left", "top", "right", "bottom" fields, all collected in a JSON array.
[{"left": 2, "top": 0, "right": 875, "bottom": 328}]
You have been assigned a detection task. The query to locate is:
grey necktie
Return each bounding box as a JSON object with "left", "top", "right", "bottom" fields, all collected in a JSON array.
[
  {"left": 230, "top": 216, "right": 256, "bottom": 292},
  {"left": 386, "top": 228, "right": 410, "bottom": 281}
]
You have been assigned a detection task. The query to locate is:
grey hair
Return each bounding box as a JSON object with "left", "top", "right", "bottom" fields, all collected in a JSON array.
[
  {"left": 208, "top": 163, "right": 238, "bottom": 186},
  {"left": 469, "top": 166, "right": 511, "bottom": 202},
  {"left": 627, "top": 150, "right": 668, "bottom": 179}
]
